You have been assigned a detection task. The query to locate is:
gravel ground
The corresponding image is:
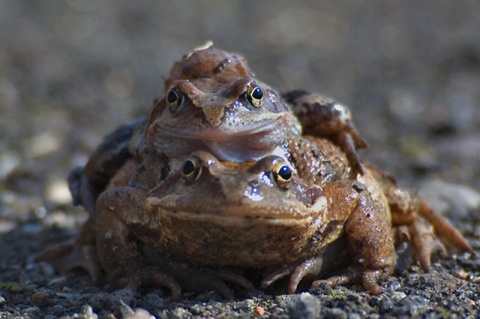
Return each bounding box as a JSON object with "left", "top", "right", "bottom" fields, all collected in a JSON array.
[{"left": 1, "top": 1, "right": 480, "bottom": 318}]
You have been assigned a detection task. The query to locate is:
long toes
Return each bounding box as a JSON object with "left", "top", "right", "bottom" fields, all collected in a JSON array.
[
  {"left": 218, "top": 271, "right": 255, "bottom": 291},
  {"left": 311, "top": 273, "right": 357, "bottom": 290},
  {"left": 311, "top": 267, "right": 384, "bottom": 295},
  {"left": 204, "top": 279, "right": 236, "bottom": 299},
  {"left": 361, "top": 270, "right": 383, "bottom": 295},
  {"left": 408, "top": 219, "right": 437, "bottom": 272},
  {"left": 126, "top": 267, "right": 182, "bottom": 301},
  {"left": 418, "top": 200, "right": 472, "bottom": 253},
  {"left": 261, "top": 264, "right": 296, "bottom": 289}
]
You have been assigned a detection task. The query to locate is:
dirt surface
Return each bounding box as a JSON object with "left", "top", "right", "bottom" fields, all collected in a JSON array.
[{"left": 1, "top": 1, "right": 480, "bottom": 318}]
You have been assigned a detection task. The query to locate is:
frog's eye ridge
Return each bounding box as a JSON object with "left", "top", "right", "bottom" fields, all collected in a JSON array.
[
  {"left": 182, "top": 158, "right": 202, "bottom": 183},
  {"left": 272, "top": 162, "right": 292, "bottom": 189},
  {"left": 246, "top": 85, "right": 263, "bottom": 107},
  {"left": 167, "top": 86, "right": 185, "bottom": 112}
]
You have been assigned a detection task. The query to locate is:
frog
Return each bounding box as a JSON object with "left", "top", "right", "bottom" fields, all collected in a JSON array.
[
  {"left": 146, "top": 43, "right": 366, "bottom": 170},
  {"left": 68, "top": 44, "right": 367, "bottom": 216},
  {"left": 91, "top": 149, "right": 395, "bottom": 299},
  {"left": 43, "top": 139, "right": 471, "bottom": 299}
]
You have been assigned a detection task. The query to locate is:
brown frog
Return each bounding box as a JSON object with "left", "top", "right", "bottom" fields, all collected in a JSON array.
[
  {"left": 146, "top": 43, "right": 366, "bottom": 168},
  {"left": 43, "top": 139, "right": 471, "bottom": 299},
  {"left": 92, "top": 150, "right": 394, "bottom": 299},
  {"left": 69, "top": 44, "right": 366, "bottom": 216}
]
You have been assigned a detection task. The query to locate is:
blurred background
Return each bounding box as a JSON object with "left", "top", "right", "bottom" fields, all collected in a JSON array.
[{"left": 1, "top": 0, "right": 480, "bottom": 231}]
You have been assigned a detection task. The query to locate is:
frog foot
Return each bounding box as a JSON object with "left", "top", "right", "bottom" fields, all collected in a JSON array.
[
  {"left": 261, "top": 240, "right": 348, "bottom": 294},
  {"left": 310, "top": 266, "right": 389, "bottom": 295},
  {"left": 114, "top": 265, "right": 254, "bottom": 300},
  {"left": 283, "top": 89, "right": 367, "bottom": 175},
  {"left": 261, "top": 255, "right": 388, "bottom": 295},
  {"left": 397, "top": 199, "right": 473, "bottom": 272}
]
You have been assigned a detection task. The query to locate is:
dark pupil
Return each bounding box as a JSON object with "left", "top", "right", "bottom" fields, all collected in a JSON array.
[
  {"left": 252, "top": 87, "right": 263, "bottom": 100},
  {"left": 182, "top": 160, "right": 195, "bottom": 175},
  {"left": 278, "top": 166, "right": 292, "bottom": 180},
  {"left": 167, "top": 90, "right": 178, "bottom": 104}
]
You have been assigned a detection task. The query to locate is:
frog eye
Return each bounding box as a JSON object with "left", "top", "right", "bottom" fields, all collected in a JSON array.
[
  {"left": 182, "top": 157, "right": 202, "bottom": 184},
  {"left": 246, "top": 85, "right": 263, "bottom": 108},
  {"left": 272, "top": 163, "right": 292, "bottom": 189},
  {"left": 166, "top": 86, "right": 185, "bottom": 112}
]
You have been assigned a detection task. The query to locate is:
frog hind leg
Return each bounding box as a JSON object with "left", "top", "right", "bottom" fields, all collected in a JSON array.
[
  {"left": 283, "top": 89, "right": 367, "bottom": 175},
  {"left": 367, "top": 162, "right": 473, "bottom": 271},
  {"left": 400, "top": 198, "right": 472, "bottom": 272}
]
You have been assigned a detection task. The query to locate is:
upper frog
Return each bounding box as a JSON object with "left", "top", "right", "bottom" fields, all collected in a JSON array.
[
  {"left": 68, "top": 45, "right": 369, "bottom": 216},
  {"left": 146, "top": 43, "right": 295, "bottom": 162}
]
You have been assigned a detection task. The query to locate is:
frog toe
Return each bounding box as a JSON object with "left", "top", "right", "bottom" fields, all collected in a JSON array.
[
  {"left": 311, "top": 267, "right": 385, "bottom": 295},
  {"left": 181, "top": 269, "right": 254, "bottom": 299},
  {"left": 124, "top": 267, "right": 182, "bottom": 301}
]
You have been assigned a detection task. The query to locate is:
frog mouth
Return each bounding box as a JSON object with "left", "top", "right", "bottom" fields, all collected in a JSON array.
[
  {"left": 148, "top": 112, "right": 293, "bottom": 142},
  {"left": 145, "top": 195, "right": 326, "bottom": 227}
]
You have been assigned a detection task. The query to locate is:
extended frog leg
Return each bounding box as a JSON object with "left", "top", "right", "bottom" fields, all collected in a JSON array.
[
  {"left": 96, "top": 187, "right": 147, "bottom": 280},
  {"left": 416, "top": 199, "right": 472, "bottom": 253},
  {"left": 366, "top": 163, "right": 472, "bottom": 271},
  {"left": 283, "top": 89, "right": 367, "bottom": 175}
]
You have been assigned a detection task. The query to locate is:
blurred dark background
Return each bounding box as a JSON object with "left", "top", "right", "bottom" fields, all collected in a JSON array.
[{"left": 1, "top": 1, "right": 480, "bottom": 226}]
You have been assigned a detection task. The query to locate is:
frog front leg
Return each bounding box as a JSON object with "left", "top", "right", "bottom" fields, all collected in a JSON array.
[
  {"left": 311, "top": 179, "right": 395, "bottom": 294},
  {"left": 96, "top": 186, "right": 183, "bottom": 298},
  {"left": 283, "top": 89, "right": 367, "bottom": 175}
]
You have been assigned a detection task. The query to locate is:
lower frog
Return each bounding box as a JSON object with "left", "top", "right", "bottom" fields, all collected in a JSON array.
[
  {"left": 41, "top": 144, "right": 471, "bottom": 299},
  {"left": 94, "top": 150, "right": 396, "bottom": 299}
]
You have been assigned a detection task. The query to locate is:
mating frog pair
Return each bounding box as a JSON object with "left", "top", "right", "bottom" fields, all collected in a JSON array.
[{"left": 40, "top": 44, "right": 472, "bottom": 299}]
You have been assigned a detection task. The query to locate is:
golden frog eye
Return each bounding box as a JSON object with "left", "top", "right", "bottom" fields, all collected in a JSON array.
[
  {"left": 182, "top": 157, "right": 202, "bottom": 184},
  {"left": 166, "top": 86, "right": 185, "bottom": 112},
  {"left": 246, "top": 85, "right": 263, "bottom": 107},
  {"left": 272, "top": 162, "right": 292, "bottom": 189}
]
